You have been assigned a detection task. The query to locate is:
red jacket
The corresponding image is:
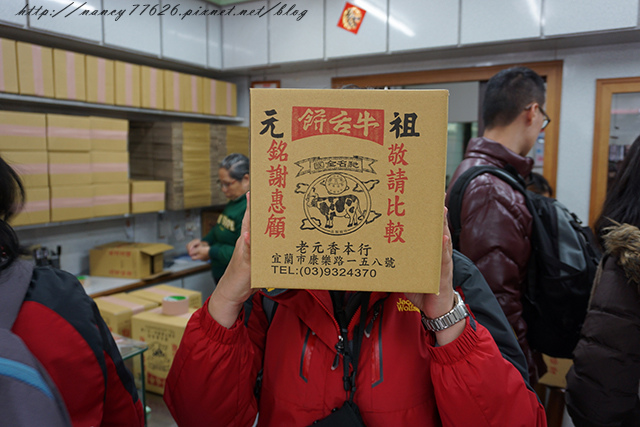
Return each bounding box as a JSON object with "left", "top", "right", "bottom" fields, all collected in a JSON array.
[
  {"left": 12, "top": 264, "right": 145, "bottom": 427},
  {"left": 165, "top": 288, "right": 545, "bottom": 426},
  {"left": 446, "top": 137, "right": 537, "bottom": 382}
]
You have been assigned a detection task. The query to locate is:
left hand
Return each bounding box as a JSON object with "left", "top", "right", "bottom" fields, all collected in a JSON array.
[
  {"left": 405, "top": 206, "right": 463, "bottom": 345},
  {"left": 190, "top": 242, "right": 211, "bottom": 261}
]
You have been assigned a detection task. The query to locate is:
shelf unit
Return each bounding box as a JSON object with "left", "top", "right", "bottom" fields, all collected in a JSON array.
[{"left": 0, "top": 93, "right": 244, "bottom": 124}]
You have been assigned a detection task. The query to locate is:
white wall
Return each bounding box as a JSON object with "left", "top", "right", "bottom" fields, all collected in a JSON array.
[{"left": 245, "top": 41, "right": 640, "bottom": 223}]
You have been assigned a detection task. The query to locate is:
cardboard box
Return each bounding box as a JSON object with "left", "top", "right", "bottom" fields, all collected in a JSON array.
[
  {"left": 202, "top": 78, "right": 237, "bottom": 116},
  {"left": 46, "top": 114, "right": 91, "bottom": 152},
  {"left": 92, "top": 151, "right": 129, "bottom": 183},
  {"left": 86, "top": 55, "right": 114, "bottom": 104},
  {"left": 89, "top": 241, "right": 173, "bottom": 279},
  {"left": 53, "top": 49, "right": 86, "bottom": 101},
  {"left": 538, "top": 355, "right": 573, "bottom": 389},
  {"left": 250, "top": 88, "right": 449, "bottom": 293},
  {"left": 129, "top": 284, "right": 202, "bottom": 309},
  {"left": 131, "top": 306, "right": 196, "bottom": 394},
  {"left": 130, "top": 180, "right": 165, "bottom": 213},
  {"left": 48, "top": 152, "right": 92, "bottom": 186},
  {"left": 141, "top": 66, "right": 164, "bottom": 110},
  {"left": 17, "top": 42, "right": 54, "bottom": 98},
  {"left": 94, "top": 293, "right": 159, "bottom": 337},
  {"left": 10, "top": 187, "right": 50, "bottom": 226},
  {"left": 163, "top": 70, "right": 183, "bottom": 112},
  {"left": 0, "top": 38, "right": 19, "bottom": 94},
  {"left": 114, "top": 61, "right": 140, "bottom": 107},
  {"left": 93, "top": 183, "right": 130, "bottom": 217},
  {"left": 50, "top": 185, "right": 93, "bottom": 222},
  {"left": 2, "top": 150, "right": 48, "bottom": 187},
  {"left": 90, "top": 116, "right": 128, "bottom": 151},
  {"left": 0, "top": 111, "right": 47, "bottom": 151},
  {"left": 180, "top": 74, "right": 202, "bottom": 114}
]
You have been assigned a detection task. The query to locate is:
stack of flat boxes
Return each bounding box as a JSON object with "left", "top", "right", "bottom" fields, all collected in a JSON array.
[
  {"left": 1, "top": 111, "right": 50, "bottom": 226},
  {"left": 130, "top": 122, "right": 212, "bottom": 210},
  {"left": 91, "top": 117, "right": 130, "bottom": 217},
  {"left": 47, "top": 114, "right": 93, "bottom": 222}
]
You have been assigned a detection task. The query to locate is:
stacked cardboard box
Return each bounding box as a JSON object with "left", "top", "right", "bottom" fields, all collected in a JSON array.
[
  {"left": 0, "top": 38, "right": 19, "bottom": 94},
  {"left": 16, "top": 41, "right": 54, "bottom": 98},
  {"left": 53, "top": 49, "right": 86, "bottom": 101},
  {"left": 129, "top": 121, "right": 212, "bottom": 210},
  {"left": 141, "top": 66, "right": 164, "bottom": 110},
  {"left": 94, "top": 292, "right": 159, "bottom": 337},
  {"left": 114, "top": 61, "right": 141, "bottom": 108},
  {"left": 202, "top": 78, "right": 237, "bottom": 117},
  {"left": 85, "top": 55, "right": 115, "bottom": 105},
  {"left": 47, "top": 114, "right": 93, "bottom": 222},
  {"left": 89, "top": 242, "right": 173, "bottom": 279},
  {"left": 91, "top": 117, "right": 130, "bottom": 217},
  {"left": 1, "top": 111, "right": 50, "bottom": 226}
]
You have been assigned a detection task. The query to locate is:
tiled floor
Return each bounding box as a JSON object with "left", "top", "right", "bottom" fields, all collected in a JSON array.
[{"left": 145, "top": 392, "right": 178, "bottom": 427}]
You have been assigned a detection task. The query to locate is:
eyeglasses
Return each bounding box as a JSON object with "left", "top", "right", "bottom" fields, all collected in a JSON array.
[
  {"left": 525, "top": 103, "right": 551, "bottom": 130},
  {"left": 218, "top": 179, "right": 237, "bottom": 189}
]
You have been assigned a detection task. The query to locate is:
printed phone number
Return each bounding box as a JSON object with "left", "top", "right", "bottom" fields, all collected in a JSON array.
[{"left": 272, "top": 266, "right": 378, "bottom": 278}]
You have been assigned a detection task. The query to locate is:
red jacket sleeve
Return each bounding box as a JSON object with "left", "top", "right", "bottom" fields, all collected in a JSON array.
[
  {"left": 164, "top": 295, "right": 267, "bottom": 427},
  {"left": 429, "top": 319, "right": 547, "bottom": 426}
]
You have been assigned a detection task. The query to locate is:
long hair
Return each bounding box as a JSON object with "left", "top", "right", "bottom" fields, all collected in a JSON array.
[
  {"left": 0, "top": 156, "right": 25, "bottom": 271},
  {"left": 594, "top": 135, "right": 640, "bottom": 241}
]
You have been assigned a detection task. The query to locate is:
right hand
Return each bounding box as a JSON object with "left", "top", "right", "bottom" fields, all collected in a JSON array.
[
  {"left": 187, "top": 239, "right": 202, "bottom": 256},
  {"left": 207, "top": 192, "right": 255, "bottom": 328}
]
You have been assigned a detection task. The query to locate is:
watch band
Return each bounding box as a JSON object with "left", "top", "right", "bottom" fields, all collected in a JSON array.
[{"left": 421, "top": 291, "right": 469, "bottom": 332}]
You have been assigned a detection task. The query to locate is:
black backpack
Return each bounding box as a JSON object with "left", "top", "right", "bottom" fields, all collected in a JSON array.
[
  {"left": 448, "top": 165, "right": 601, "bottom": 358},
  {"left": 0, "top": 260, "right": 72, "bottom": 427}
]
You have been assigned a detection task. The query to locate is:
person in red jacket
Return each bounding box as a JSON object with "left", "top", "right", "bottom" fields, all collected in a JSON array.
[
  {"left": 0, "top": 155, "right": 145, "bottom": 427},
  {"left": 165, "top": 193, "right": 546, "bottom": 426},
  {"left": 446, "top": 67, "right": 549, "bottom": 384}
]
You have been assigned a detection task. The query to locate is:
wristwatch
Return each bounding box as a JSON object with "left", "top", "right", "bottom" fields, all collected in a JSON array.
[{"left": 421, "top": 291, "right": 469, "bottom": 332}]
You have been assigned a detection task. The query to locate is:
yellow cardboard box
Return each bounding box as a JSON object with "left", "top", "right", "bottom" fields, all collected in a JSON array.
[
  {"left": 0, "top": 38, "right": 19, "bottom": 93},
  {"left": 48, "top": 152, "right": 92, "bottom": 186},
  {"left": 163, "top": 70, "right": 183, "bottom": 112},
  {"left": 10, "top": 187, "right": 50, "bottom": 226},
  {"left": 0, "top": 111, "right": 47, "bottom": 151},
  {"left": 202, "top": 78, "right": 237, "bottom": 116},
  {"left": 180, "top": 74, "right": 202, "bottom": 114},
  {"left": 114, "top": 61, "right": 140, "bottom": 108},
  {"left": 132, "top": 307, "right": 196, "bottom": 394},
  {"left": 538, "top": 355, "right": 573, "bottom": 389},
  {"left": 91, "top": 151, "right": 129, "bottom": 183},
  {"left": 53, "top": 49, "right": 86, "bottom": 101},
  {"left": 50, "top": 185, "right": 93, "bottom": 222},
  {"left": 16, "top": 42, "right": 54, "bottom": 98},
  {"left": 250, "top": 88, "right": 449, "bottom": 293},
  {"left": 2, "top": 150, "right": 48, "bottom": 187},
  {"left": 93, "top": 183, "right": 130, "bottom": 217},
  {"left": 94, "top": 292, "right": 159, "bottom": 337},
  {"left": 129, "top": 284, "right": 202, "bottom": 309},
  {"left": 90, "top": 116, "right": 128, "bottom": 151},
  {"left": 85, "top": 55, "right": 114, "bottom": 104},
  {"left": 130, "top": 180, "right": 165, "bottom": 213},
  {"left": 141, "top": 66, "right": 164, "bottom": 110},
  {"left": 89, "top": 241, "right": 173, "bottom": 279},
  {"left": 46, "top": 114, "right": 91, "bottom": 152}
]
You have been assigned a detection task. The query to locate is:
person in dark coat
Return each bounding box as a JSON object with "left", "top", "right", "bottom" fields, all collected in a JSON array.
[
  {"left": 565, "top": 135, "right": 640, "bottom": 426},
  {"left": 446, "top": 66, "right": 550, "bottom": 384}
]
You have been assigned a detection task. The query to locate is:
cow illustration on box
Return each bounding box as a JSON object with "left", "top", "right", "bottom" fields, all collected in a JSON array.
[{"left": 296, "top": 171, "right": 381, "bottom": 236}]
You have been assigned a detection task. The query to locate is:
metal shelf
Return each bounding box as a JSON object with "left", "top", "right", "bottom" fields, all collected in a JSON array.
[
  {"left": 13, "top": 211, "right": 163, "bottom": 231},
  {"left": 0, "top": 93, "right": 244, "bottom": 124}
]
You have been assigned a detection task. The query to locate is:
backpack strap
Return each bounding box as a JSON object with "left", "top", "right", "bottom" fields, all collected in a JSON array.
[
  {"left": 448, "top": 165, "right": 527, "bottom": 250},
  {"left": 0, "top": 260, "right": 34, "bottom": 330}
]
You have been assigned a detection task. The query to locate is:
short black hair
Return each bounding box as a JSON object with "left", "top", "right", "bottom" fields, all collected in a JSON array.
[
  {"left": 595, "top": 134, "right": 640, "bottom": 239},
  {"left": 483, "top": 67, "right": 546, "bottom": 129},
  {"left": 526, "top": 172, "right": 553, "bottom": 197}
]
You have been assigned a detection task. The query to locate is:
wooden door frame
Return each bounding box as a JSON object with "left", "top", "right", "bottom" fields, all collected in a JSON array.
[
  {"left": 589, "top": 76, "right": 640, "bottom": 226},
  {"left": 332, "top": 60, "right": 564, "bottom": 190}
]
